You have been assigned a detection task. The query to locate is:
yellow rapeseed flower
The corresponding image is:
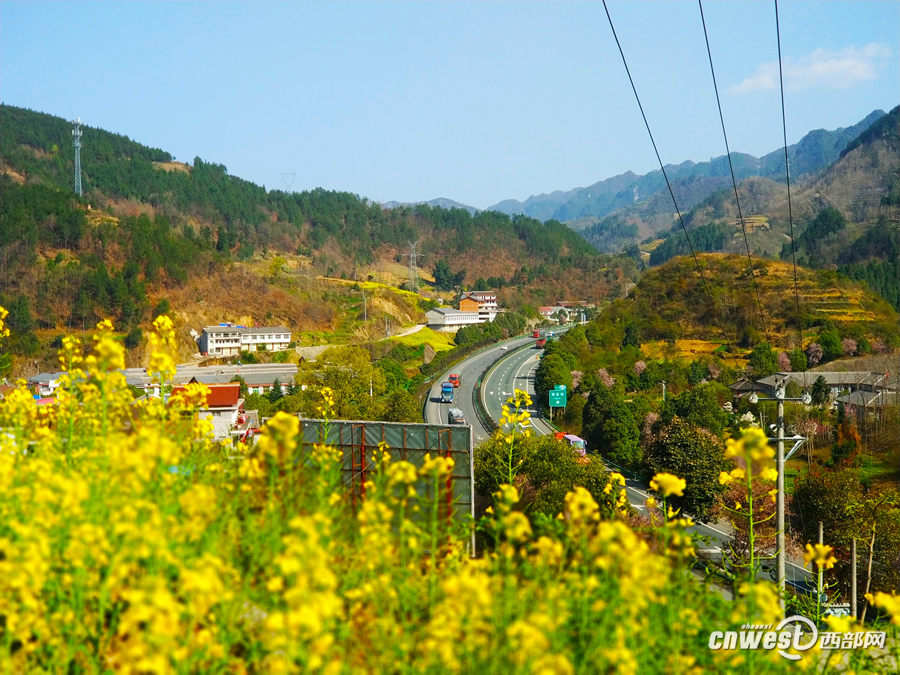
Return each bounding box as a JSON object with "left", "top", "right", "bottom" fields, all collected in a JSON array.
[
  {"left": 649, "top": 473, "right": 686, "bottom": 497},
  {"left": 866, "top": 592, "right": 900, "bottom": 625},
  {"left": 804, "top": 543, "right": 837, "bottom": 570}
]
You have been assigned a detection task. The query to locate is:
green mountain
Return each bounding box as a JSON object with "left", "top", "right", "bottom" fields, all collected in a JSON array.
[
  {"left": 598, "top": 254, "right": 899, "bottom": 352},
  {"left": 0, "top": 104, "right": 639, "bottom": 370},
  {"left": 642, "top": 107, "right": 899, "bottom": 311}
]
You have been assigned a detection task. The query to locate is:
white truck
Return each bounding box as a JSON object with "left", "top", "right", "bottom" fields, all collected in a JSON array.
[{"left": 448, "top": 408, "right": 466, "bottom": 425}]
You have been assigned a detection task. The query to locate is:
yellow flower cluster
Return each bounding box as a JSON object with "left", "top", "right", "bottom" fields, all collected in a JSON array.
[
  {"left": 0, "top": 305, "right": 10, "bottom": 340},
  {"left": 499, "top": 388, "right": 533, "bottom": 440},
  {"left": 866, "top": 591, "right": 900, "bottom": 625}
]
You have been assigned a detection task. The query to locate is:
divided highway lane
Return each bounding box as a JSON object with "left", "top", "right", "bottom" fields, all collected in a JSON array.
[
  {"left": 423, "top": 336, "right": 536, "bottom": 444},
  {"left": 480, "top": 342, "right": 551, "bottom": 434}
]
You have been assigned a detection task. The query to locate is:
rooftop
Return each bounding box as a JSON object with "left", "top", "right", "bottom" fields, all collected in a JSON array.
[{"left": 171, "top": 383, "right": 241, "bottom": 408}]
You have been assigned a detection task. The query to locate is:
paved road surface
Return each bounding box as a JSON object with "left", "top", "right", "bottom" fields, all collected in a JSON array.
[{"left": 423, "top": 336, "right": 536, "bottom": 443}]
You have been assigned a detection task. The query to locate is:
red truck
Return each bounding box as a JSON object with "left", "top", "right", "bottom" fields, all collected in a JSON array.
[
  {"left": 449, "top": 374, "right": 460, "bottom": 388},
  {"left": 532, "top": 329, "right": 541, "bottom": 338},
  {"left": 534, "top": 338, "right": 547, "bottom": 349}
]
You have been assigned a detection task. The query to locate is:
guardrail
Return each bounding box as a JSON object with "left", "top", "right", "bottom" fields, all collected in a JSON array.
[{"left": 537, "top": 403, "right": 645, "bottom": 483}]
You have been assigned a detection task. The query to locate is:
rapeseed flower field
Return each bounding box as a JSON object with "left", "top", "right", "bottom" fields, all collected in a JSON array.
[{"left": 0, "top": 310, "right": 897, "bottom": 673}]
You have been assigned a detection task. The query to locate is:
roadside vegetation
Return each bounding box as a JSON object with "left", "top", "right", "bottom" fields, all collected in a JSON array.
[
  {"left": 532, "top": 286, "right": 899, "bottom": 614},
  {"left": 3, "top": 312, "right": 898, "bottom": 673}
]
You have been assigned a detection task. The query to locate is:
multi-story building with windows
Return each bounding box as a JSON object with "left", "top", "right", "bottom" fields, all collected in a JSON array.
[
  {"left": 458, "top": 291, "right": 498, "bottom": 322},
  {"left": 199, "top": 324, "right": 292, "bottom": 356}
]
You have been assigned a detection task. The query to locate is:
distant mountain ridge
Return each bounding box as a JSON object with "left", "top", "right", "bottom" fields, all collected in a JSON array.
[
  {"left": 486, "top": 110, "right": 885, "bottom": 231},
  {"left": 381, "top": 197, "right": 480, "bottom": 215}
]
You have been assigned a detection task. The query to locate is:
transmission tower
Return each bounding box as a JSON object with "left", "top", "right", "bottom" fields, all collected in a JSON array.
[
  {"left": 281, "top": 172, "right": 296, "bottom": 192},
  {"left": 72, "top": 118, "right": 83, "bottom": 197},
  {"left": 402, "top": 240, "right": 422, "bottom": 293}
]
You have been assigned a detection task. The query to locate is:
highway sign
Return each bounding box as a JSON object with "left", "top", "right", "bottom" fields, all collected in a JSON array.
[{"left": 549, "top": 388, "right": 567, "bottom": 407}]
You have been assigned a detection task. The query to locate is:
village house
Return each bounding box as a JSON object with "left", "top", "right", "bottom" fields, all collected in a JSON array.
[
  {"left": 122, "top": 363, "right": 298, "bottom": 398},
  {"left": 27, "top": 372, "right": 67, "bottom": 398},
  {"left": 169, "top": 382, "right": 256, "bottom": 441},
  {"left": 755, "top": 371, "right": 891, "bottom": 401},
  {"left": 458, "top": 291, "right": 499, "bottom": 322}
]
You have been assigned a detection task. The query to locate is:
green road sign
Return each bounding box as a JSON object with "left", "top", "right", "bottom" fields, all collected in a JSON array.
[{"left": 549, "top": 389, "right": 567, "bottom": 407}]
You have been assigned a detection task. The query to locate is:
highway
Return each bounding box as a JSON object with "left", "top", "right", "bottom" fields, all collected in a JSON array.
[
  {"left": 480, "top": 340, "right": 553, "bottom": 433},
  {"left": 423, "top": 336, "right": 537, "bottom": 443}
]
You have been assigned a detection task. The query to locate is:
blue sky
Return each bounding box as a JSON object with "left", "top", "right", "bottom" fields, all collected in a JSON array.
[{"left": 2, "top": 1, "right": 897, "bottom": 210}]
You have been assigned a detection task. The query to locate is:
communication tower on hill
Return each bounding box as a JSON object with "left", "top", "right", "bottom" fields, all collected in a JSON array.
[
  {"left": 402, "top": 240, "right": 422, "bottom": 293},
  {"left": 71, "top": 118, "right": 83, "bottom": 197}
]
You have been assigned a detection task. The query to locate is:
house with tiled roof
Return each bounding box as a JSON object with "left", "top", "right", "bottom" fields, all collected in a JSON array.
[{"left": 170, "top": 382, "right": 252, "bottom": 441}]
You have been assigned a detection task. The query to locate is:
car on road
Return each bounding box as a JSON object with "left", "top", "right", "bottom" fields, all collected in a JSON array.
[
  {"left": 500, "top": 345, "right": 507, "bottom": 350},
  {"left": 449, "top": 374, "right": 460, "bottom": 388},
  {"left": 448, "top": 407, "right": 466, "bottom": 425}
]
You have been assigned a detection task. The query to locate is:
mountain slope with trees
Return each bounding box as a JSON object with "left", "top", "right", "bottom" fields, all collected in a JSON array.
[
  {"left": 641, "top": 107, "right": 899, "bottom": 311},
  {"left": 0, "top": 104, "right": 639, "bottom": 374}
]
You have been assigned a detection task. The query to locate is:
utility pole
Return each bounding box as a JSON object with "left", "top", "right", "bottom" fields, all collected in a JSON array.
[
  {"left": 851, "top": 539, "right": 858, "bottom": 620},
  {"left": 661, "top": 381, "right": 666, "bottom": 402},
  {"left": 777, "top": 381, "right": 786, "bottom": 609},
  {"left": 753, "top": 379, "right": 810, "bottom": 614},
  {"left": 818, "top": 521, "right": 824, "bottom": 608}
]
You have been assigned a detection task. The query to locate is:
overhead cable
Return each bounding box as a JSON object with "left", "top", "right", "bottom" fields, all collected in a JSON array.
[
  {"left": 698, "top": 0, "right": 770, "bottom": 343},
  {"left": 602, "top": 0, "right": 736, "bottom": 360}
]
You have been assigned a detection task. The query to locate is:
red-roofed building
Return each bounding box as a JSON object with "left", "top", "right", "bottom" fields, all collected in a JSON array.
[{"left": 171, "top": 383, "right": 246, "bottom": 441}]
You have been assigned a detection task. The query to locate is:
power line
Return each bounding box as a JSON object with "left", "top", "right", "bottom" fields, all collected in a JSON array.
[
  {"left": 775, "top": 0, "right": 804, "bottom": 352},
  {"left": 698, "top": 0, "right": 769, "bottom": 343},
  {"left": 601, "top": 0, "right": 736, "bottom": 361}
]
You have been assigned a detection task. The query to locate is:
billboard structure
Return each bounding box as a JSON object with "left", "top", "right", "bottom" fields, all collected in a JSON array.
[{"left": 296, "top": 418, "right": 475, "bottom": 543}]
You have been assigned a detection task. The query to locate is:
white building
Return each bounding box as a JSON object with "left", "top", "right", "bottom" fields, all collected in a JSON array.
[
  {"left": 27, "top": 372, "right": 67, "bottom": 397},
  {"left": 199, "top": 324, "right": 292, "bottom": 356},
  {"left": 425, "top": 308, "right": 482, "bottom": 332}
]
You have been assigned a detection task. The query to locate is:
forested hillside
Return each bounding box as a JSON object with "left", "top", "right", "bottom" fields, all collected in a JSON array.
[
  {"left": 0, "top": 104, "right": 638, "bottom": 371},
  {"left": 598, "top": 254, "right": 899, "bottom": 351}
]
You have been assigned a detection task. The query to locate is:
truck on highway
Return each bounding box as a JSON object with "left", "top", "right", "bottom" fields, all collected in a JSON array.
[
  {"left": 448, "top": 407, "right": 466, "bottom": 425},
  {"left": 440, "top": 382, "right": 454, "bottom": 403},
  {"left": 448, "top": 374, "right": 460, "bottom": 388},
  {"left": 532, "top": 329, "right": 541, "bottom": 338},
  {"left": 534, "top": 337, "right": 547, "bottom": 349}
]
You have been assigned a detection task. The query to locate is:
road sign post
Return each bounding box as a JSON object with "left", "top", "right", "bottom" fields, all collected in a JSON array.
[{"left": 549, "top": 385, "right": 567, "bottom": 422}]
